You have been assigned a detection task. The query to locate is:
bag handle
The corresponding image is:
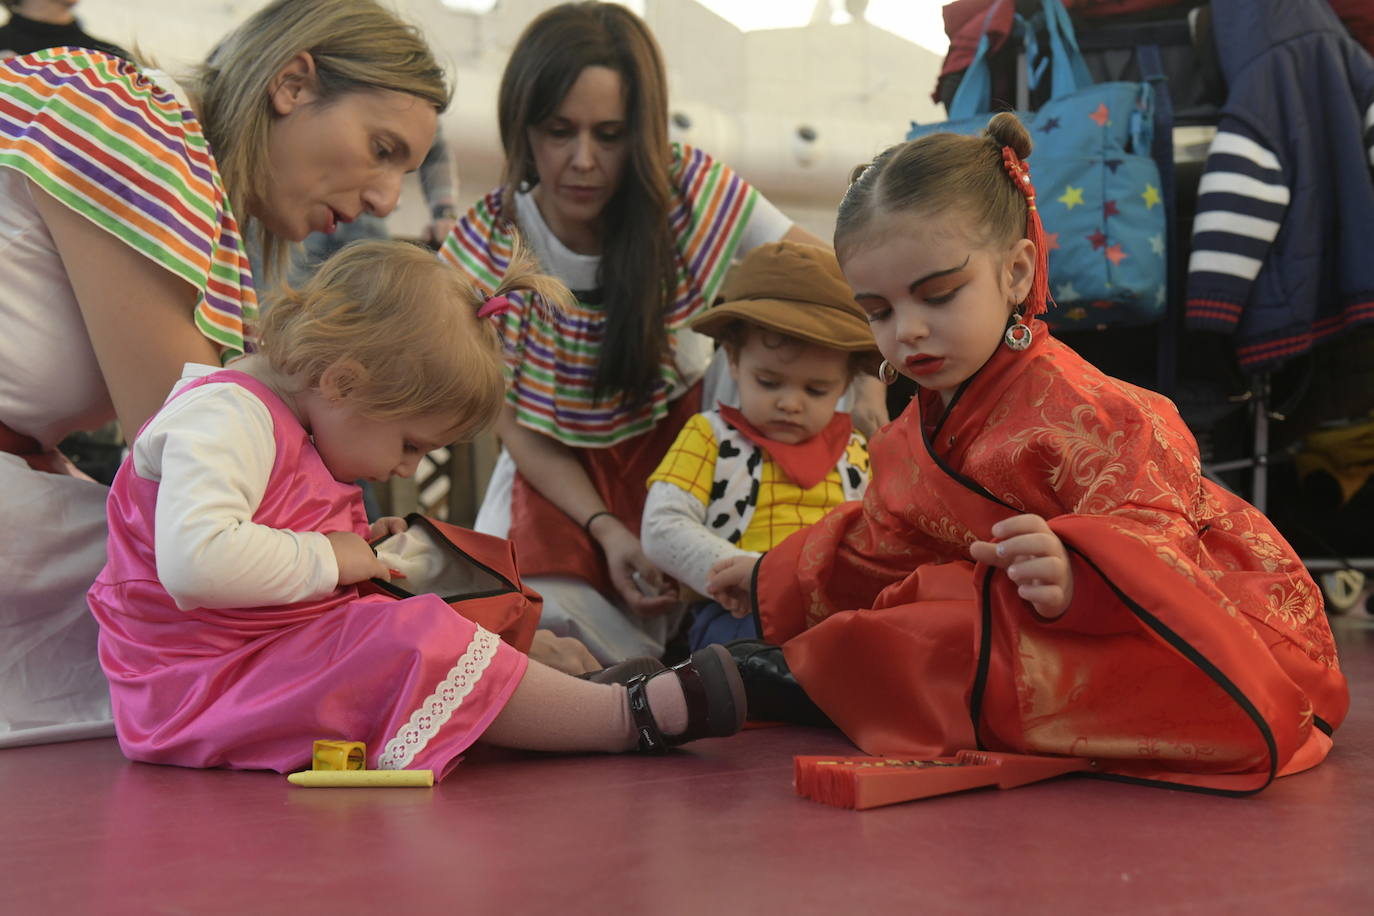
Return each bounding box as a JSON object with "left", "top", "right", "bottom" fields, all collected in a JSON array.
[
  {"left": 1038, "top": 0, "right": 1094, "bottom": 100},
  {"left": 946, "top": 0, "right": 1008, "bottom": 120},
  {"left": 947, "top": 0, "right": 1095, "bottom": 118}
]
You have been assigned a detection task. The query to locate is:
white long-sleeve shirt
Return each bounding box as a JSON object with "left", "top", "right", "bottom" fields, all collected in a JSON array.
[
  {"left": 133, "top": 365, "right": 339, "bottom": 611},
  {"left": 642, "top": 480, "right": 760, "bottom": 597}
]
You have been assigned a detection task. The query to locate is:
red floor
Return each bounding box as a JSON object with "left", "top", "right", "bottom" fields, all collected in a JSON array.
[{"left": 4, "top": 616, "right": 1373, "bottom": 915}]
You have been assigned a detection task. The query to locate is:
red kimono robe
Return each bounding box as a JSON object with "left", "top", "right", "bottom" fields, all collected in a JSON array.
[{"left": 756, "top": 321, "right": 1348, "bottom": 794}]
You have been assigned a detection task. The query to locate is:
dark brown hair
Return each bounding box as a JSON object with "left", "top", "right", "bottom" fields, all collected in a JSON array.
[
  {"left": 716, "top": 321, "right": 865, "bottom": 382},
  {"left": 496, "top": 1, "right": 674, "bottom": 406},
  {"left": 835, "top": 112, "right": 1032, "bottom": 261}
]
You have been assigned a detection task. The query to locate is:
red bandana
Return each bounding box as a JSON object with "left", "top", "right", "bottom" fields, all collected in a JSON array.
[{"left": 717, "top": 404, "right": 853, "bottom": 491}]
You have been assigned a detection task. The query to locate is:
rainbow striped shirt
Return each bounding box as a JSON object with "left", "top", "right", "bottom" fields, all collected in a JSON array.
[
  {"left": 0, "top": 48, "right": 255, "bottom": 357},
  {"left": 441, "top": 144, "right": 758, "bottom": 448}
]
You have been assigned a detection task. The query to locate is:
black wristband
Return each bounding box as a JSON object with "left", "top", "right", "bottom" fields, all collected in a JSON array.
[
  {"left": 582, "top": 510, "right": 613, "bottom": 537},
  {"left": 431, "top": 203, "right": 456, "bottom": 221}
]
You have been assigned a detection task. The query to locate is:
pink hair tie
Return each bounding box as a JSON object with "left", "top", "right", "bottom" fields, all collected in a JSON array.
[{"left": 477, "top": 295, "right": 513, "bottom": 319}]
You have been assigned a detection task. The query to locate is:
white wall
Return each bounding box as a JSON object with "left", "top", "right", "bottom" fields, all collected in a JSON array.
[{"left": 79, "top": 0, "right": 946, "bottom": 239}]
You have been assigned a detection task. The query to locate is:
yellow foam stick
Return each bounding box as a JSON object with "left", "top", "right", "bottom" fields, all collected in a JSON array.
[
  {"left": 287, "top": 769, "right": 434, "bottom": 787},
  {"left": 311, "top": 740, "right": 367, "bottom": 771}
]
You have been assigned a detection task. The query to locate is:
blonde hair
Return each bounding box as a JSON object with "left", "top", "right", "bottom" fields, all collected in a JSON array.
[
  {"left": 257, "top": 239, "right": 571, "bottom": 442},
  {"left": 190, "top": 0, "right": 450, "bottom": 272},
  {"left": 835, "top": 112, "right": 1033, "bottom": 261}
]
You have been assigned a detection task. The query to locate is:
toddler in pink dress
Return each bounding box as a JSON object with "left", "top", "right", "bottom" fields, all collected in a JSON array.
[{"left": 87, "top": 240, "right": 744, "bottom": 779}]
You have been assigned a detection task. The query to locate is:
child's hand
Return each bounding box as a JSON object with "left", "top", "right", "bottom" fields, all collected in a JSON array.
[
  {"left": 326, "top": 530, "right": 392, "bottom": 586},
  {"left": 528, "top": 629, "right": 601, "bottom": 675},
  {"left": 370, "top": 516, "right": 408, "bottom": 539},
  {"left": 969, "top": 514, "right": 1074, "bottom": 619},
  {"left": 707, "top": 556, "right": 757, "bottom": 618}
]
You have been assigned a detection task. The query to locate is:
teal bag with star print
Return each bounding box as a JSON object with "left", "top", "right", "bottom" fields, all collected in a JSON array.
[{"left": 907, "top": 0, "right": 1168, "bottom": 331}]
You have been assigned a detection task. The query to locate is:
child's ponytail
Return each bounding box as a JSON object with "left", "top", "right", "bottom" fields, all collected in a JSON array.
[{"left": 487, "top": 236, "right": 574, "bottom": 316}]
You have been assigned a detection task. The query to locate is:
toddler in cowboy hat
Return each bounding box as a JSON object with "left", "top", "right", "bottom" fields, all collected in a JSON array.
[{"left": 642, "top": 241, "right": 880, "bottom": 651}]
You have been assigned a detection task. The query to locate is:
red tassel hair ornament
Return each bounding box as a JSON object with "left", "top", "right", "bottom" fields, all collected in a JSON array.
[{"left": 1000, "top": 146, "right": 1054, "bottom": 319}]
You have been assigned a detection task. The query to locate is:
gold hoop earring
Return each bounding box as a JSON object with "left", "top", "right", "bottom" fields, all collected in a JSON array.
[
  {"left": 878, "top": 359, "right": 898, "bottom": 386},
  {"left": 1003, "top": 311, "right": 1032, "bottom": 351}
]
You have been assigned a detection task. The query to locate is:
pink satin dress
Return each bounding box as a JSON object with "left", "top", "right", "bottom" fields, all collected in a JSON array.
[{"left": 87, "top": 371, "right": 528, "bottom": 779}]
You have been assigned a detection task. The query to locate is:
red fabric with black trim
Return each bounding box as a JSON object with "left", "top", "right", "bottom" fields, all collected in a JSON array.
[{"left": 755, "top": 321, "right": 1348, "bottom": 793}]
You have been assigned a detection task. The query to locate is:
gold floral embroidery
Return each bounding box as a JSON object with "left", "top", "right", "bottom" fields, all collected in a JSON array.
[
  {"left": 915, "top": 514, "right": 973, "bottom": 548},
  {"left": 1008, "top": 404, "right": 1130, "bottom": 515},
  {"left": 1261, "top": 578, "right": 1318, "bottom": 630},
  {"left": 1239, "top": 526, "right": 1296, "bottom": 574},
  {"left": 1150, "top": 543, "right": 1200, "bottom": 586}
]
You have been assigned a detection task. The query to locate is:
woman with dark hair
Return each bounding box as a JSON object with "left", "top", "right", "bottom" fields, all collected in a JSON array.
[{"left": 442, "top": 1, "right": 885, "bottom": 665}]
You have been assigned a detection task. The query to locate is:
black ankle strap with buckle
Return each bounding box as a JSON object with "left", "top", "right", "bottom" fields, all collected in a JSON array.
[{"left": 625, "top": 674, "right": 667, "bottom": 754}]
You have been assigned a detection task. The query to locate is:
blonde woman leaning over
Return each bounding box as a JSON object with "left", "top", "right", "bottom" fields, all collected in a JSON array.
[{"left": 0, "top": 0, "right": 445, "bottom": 747}]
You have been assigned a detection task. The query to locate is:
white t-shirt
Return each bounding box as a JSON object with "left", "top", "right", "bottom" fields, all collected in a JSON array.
[
  {"left": 0, "top": 69, "right": 195, "bottom": 449},
  {"left": 0, "top": 168, "right": 115, "bottom": 448},
  {"left": 512, "top": 187, "right": 794, "bottom": 386}
]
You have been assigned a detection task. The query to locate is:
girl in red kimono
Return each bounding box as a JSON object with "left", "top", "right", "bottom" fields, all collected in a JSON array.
[{"left": 709, "top": 113, "right": 1349, "bottom": 794}]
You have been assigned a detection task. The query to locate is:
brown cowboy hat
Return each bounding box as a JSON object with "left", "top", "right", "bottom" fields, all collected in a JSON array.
[{"left": 690, "top": 241, "right": 880, "bottom": 376}]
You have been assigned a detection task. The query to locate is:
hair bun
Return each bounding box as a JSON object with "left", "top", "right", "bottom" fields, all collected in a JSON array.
[{"left": 986, "top": 111, "right": 1032, "bottom": 160}]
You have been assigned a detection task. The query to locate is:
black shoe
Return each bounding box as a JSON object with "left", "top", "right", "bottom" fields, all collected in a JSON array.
[
  {"left": 576, "top": 656, "right": 667, "bottom": 685},
  {"left": 725, "top": 639, "right": 834, "bottom": 728},
  {"left": 625, "top": 644, "right": 746, "bottom": 753}
]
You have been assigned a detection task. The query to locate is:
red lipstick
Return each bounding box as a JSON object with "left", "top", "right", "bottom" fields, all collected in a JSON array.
[{"left": 905, "top": 355, "right": 945, "bottom": 376}]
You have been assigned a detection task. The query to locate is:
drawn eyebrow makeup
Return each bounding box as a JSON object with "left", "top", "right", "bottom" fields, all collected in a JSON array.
[
  {"left": 910, "top": 255, "right": 972, "bottom": 299},
  {"left": 851, "top": 255, "right": 973, "bottom": 306}
]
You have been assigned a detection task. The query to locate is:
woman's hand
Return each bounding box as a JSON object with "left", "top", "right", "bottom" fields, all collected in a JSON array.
[
  {"left": 326, "top": 531, "right": 392, "bottom": 586},
  {"left": 528, "top": 629, "right": 601, "bottom": 675},
  {"left": 496, "top": 407, "right": 675, "bottom": 616},
  {"left": 590, "top": 515, "right": 679, "bottom": 617},
  {"left": 849, "top": 374, "right": 891, "bottom": 439},
  {"left": 707, "top": 555, "right": 757, "bottom": 618},
  {"left": 369, "top": 516, "right": 408, "bottom": 539},
  {"left": 969, "top": 514, "right": 1074, "bottom": 619}
]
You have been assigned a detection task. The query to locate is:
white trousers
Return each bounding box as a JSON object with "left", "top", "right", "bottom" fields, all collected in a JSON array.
[
  {"left": 0, "top": 453, "right": 115, "bottom": 747},
  {"left": 475, "top": 449, "right": 684, "bottom": 665}
]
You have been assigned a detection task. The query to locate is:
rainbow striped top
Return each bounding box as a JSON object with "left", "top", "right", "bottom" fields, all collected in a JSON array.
[
  {"left": 0, "top": 48, "right": 255, "bottom": 357},
  {"left": 441, "top": 144, "right": 759, "bottom": 448}
]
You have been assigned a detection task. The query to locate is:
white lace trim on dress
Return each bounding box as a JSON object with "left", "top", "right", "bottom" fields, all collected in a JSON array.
[{"left": 376, "top": 627, "right": 500, "bottom": 770}]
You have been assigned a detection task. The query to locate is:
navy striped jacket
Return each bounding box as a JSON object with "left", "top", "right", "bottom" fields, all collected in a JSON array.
[{"left": 1186, "top": 0, "right": 1374, "bottom": 370}]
